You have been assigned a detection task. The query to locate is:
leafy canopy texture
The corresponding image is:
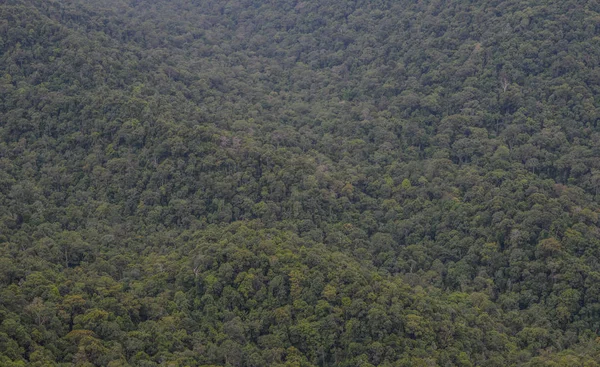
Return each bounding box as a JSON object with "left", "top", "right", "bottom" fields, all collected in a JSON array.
[{"left": 3, "top": 0, "right": 600, "bottom": 365}]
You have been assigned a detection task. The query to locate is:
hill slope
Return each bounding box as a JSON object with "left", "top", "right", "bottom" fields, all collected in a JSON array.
[{"left": 3, "top": 0, "right": 600, "bottom": 365}]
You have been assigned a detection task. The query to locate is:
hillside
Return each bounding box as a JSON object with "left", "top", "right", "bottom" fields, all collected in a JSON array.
[{"left": 2, "top": 0, "right": 600, "bottom": 365}]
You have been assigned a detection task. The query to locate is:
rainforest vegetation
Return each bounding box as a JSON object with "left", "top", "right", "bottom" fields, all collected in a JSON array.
[{"left": 3, "top": 0, "right": 600, "bottom": 365}]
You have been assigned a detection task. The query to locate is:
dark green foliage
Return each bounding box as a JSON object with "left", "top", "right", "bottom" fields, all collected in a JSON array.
[{"left": 3, "top": 0, "right": 600, "bottom": 365}]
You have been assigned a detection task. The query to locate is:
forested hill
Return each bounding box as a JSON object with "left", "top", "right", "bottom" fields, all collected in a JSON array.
[{"left": 3, "top": 0, "right": 600, "bottom": 365}]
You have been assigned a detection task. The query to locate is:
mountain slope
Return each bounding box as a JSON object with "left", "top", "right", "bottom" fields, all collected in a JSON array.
[{"left": 2, "top": 0, "right": 600, "bottom": 366}]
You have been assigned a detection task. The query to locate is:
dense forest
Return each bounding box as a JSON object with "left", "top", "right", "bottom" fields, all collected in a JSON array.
[{"left": 3, "top": 0, "right": 600, "bottom": 365}]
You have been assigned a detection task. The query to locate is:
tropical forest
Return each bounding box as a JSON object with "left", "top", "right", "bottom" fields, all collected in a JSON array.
[{"left": 2, "top": 0, "right": 600, "bottom": 366}]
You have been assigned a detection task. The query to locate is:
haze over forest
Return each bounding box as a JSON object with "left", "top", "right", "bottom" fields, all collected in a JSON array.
[{"left": 2, "top": 0, "right": 600, "bottom": 366}]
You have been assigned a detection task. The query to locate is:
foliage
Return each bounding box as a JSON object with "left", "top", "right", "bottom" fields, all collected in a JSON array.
[{"left": 2, "top": 0, "right": 600, "bottom": 365}]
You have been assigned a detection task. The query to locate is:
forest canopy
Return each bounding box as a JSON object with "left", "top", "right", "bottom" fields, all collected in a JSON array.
[{"left": 2, "top": 0, "right": 600, "bottom": 366}]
